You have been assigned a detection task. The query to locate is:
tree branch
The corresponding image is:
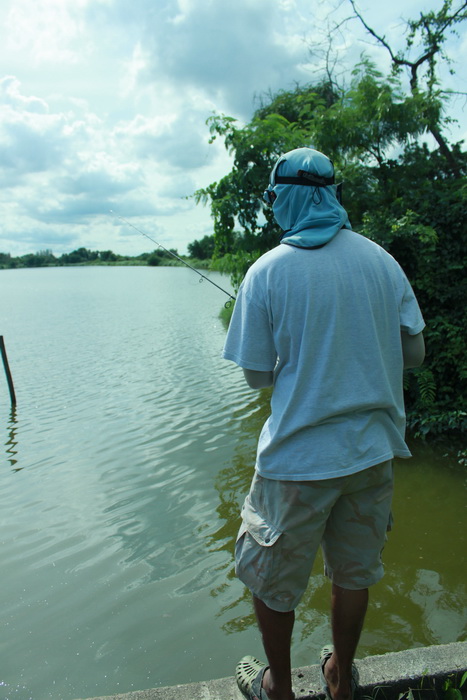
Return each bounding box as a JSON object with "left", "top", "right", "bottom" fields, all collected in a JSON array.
[
  {"left": 348, "top": 0, "right": 438, "bottom": 85},
  {"left": 348, "top": 0, "right": 401, "bottom": 63},
  {"left": 347, "top": 0, "right": 465, "bottom": 174}
]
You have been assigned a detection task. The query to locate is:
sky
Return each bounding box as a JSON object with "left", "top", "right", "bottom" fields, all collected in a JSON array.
[{"left": 0, "top": 0, "right": 466, "bottom": 258}]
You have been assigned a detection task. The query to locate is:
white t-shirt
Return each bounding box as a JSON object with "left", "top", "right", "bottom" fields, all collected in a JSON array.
[{"left": 222, "top": 229, "right": 425, "bottom": 480}]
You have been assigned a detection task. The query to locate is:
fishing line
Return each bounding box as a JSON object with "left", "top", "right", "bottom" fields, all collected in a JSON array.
[{"left": 110, "top": 211, "right": 236, "bottom": 306}]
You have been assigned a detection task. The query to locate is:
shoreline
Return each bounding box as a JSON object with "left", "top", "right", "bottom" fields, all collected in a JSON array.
[{"left": 74, "top": 641, "right": 467, "bottom": 700}]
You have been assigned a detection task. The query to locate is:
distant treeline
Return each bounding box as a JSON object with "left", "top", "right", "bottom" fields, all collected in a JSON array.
[{"left": 0, "top": 244, "right": 213, "bottom": 269}]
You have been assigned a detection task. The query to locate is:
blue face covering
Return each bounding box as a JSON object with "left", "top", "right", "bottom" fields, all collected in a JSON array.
[{"left": 265, "top": 147, "right": 351, "bottom": 249}]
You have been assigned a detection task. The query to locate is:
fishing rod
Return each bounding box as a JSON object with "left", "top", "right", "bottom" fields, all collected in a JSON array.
[{"left": 110, "top": 211, "right": 236, "bottom": 306}]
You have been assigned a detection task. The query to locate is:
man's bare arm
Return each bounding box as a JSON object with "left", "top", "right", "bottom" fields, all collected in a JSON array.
[
  {"left": 401, "top": 331, "right": 425, "bottom": 369},
  {"left": 243, "top": 368, "right": 274, "bottom": 389}
]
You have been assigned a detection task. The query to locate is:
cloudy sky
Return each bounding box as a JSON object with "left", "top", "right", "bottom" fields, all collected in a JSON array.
[{"left": 0, "top": 0, "right": 466, "bottom": 258}]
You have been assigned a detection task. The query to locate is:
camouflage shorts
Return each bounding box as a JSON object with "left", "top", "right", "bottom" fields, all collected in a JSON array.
[{"left": 235, "top": 461, "right": 394, "bottom": 612}]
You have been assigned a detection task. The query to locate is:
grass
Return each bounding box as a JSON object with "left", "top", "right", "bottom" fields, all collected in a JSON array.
[{"left": 361, "top": 671, "right": 467, "bottom": 700}]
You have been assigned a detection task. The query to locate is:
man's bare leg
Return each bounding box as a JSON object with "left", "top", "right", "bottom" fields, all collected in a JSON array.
[
  {"left": 253, "top": 595, "right": 295, "bottom": 700},
  {"left": 323, "top": 584, "right": 368, "bottom": 700}
]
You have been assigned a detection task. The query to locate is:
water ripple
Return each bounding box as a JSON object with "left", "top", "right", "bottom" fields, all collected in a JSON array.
[{"left": 1, "top": 267, "right": 465, "bottom": 700}]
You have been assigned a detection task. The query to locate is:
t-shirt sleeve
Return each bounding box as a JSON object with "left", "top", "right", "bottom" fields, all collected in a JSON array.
[
  {"left": 399, "top": 270, "right": 425, "bottom": 335},
  {"left": 222, "top": 285, "right": 277, "bottom": 371}
]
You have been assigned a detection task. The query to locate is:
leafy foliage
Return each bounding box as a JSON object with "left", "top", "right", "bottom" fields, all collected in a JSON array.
[
  {"left": 194, "top": 82, "right": 337, "bottom": 267},
  {"left": 187, "top": 234, "right": 215, "bottom": 260},
  {"left": 0, "top": 247, "right": 184, "bottom": 268},
  {"left": 193, "top": 5, "right": 467, "bottom": 441}
]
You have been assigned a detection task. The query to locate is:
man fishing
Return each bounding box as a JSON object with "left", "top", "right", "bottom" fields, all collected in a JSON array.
[{"left": 222, "top": 148, "right": 425, "bottom": 700}]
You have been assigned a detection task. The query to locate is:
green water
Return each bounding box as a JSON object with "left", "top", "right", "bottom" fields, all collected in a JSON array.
[
  {"left": 210, "top": 390, "right": 466, "bottom": 658},
  {"left": 0, "top": 266, "right": 465, "bottom": 700}
]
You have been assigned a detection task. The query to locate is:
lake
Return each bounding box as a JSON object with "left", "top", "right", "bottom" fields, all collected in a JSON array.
[{"left": 0, "top": 266, "right": 465, "bottom": 700}]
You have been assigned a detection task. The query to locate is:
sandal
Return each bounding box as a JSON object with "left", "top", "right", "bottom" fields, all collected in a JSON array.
[
  {"left": 236, "top": 655, "right": 270, "bottom": 700},
  {"left": 319, "top": 645, "right": 359, "bottom": 700}
]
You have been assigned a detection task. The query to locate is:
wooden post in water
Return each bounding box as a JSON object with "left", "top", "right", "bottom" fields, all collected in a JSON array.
[{"left": 0, "top": 336, "right": 16, "bottom": 406}]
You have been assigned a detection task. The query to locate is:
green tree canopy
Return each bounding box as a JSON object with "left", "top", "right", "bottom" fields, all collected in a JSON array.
[
  {"left": 193, "top": 2, "right": 467, "bottom": 441},
  {"left": 187, "top": 234, "right": 216, "bottom": 260}
]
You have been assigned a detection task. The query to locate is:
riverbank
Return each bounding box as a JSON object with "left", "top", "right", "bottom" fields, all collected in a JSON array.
[
  {"left": 0, "top": 257, "right": 212, "bottom": 270},
  {"left": 75, "top": 641, "right": 467, "bottom": 700}
]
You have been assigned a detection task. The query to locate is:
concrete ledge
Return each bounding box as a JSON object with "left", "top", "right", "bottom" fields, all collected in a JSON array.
[{"left": 76, "top": 641, "right": 467, "bottom": 700}]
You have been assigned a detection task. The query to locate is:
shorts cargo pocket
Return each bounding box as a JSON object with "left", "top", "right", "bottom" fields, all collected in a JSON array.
[{"left": 235, "top": 497, "right": 282, "bottom": 589}]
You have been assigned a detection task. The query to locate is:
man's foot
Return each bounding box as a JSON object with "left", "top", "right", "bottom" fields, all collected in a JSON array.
[
  {"left": 261, "top": 667, "right": 294, "bottom": 700},
  {"left": 320, "top": 646, "right": 359, "bottom": 700},
  {"left": 236, "top": 657, "right": 294, "bottom": 700},
  {"left": 236, "top": 656, "right": 270, "bottom": 700}
]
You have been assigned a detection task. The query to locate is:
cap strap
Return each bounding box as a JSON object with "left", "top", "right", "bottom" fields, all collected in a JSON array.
[{"left": 274, "top": 169, "right": 334, "bottom": 187}]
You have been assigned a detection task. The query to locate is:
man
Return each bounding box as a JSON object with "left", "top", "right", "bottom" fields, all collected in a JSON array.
[{"left": 222, "top": 148, "right": 425, "bottom": 700}]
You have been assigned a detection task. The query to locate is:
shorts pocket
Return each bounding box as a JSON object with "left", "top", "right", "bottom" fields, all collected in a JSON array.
[
  {"left": 238, "top": 496, "right": 282, "bottom": 547},
  {"left": 235, "top": 497, "right": 283, "bottom": 589}
]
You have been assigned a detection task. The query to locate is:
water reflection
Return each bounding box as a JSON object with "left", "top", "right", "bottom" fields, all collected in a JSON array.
[
  {"left": 0, "top": 267, "right": 465, "bottom": 699},
  {"left": 409, "top": 569, "right": 465, "bottom": 643},
  {"left": 207, "top": 386, "right": 334, "bottom": 652},
  {"left": 208, "top": 384, "right": 467, "bottom": 658},
  {"left": 211, "top": 390, "right": 269, "bottom": 545},
  {"left": 4, "top": 406, "right": 20, "bottom": 472}
]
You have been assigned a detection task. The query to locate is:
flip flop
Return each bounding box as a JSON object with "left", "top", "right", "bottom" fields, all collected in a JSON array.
[
  {"left": 236, "top": 655, "right": 270, "bottom": 700},
  {"left": 319, "top": 645, "right": 359, "bottom": 700}
]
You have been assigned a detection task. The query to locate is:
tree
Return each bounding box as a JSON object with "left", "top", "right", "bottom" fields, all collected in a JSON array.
[
  {"left": 20, "top": 250, "right": 57, "bottom": 267},
  {"left": 60, "top": 247, "right": 97, "bottom": 264},
  {"left": 193, "top": 5, "right": 467, "bottom": 440},
  {"left": 194, "top": 83, "right": 337, "bottom": 268},
  {"left": 347, "top": 0, "right": 467, "bottom": 177},
  {"left": 187, "top": 234, "right": 216, "bottom": 260},
  {"left": 194, "top": 64, "right": 436, "bottom": 273},
  {"left": 146, "top": 248, "right": 179, "bottom": 266},
  {"left": 99, "top": 250, "right": 118, "bottom": 262},
  {"left": 0, "top": 252, "right": 13, "bottom": 268}
]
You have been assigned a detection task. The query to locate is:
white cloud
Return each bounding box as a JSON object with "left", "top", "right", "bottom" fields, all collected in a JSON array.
[
  {"left": 5, "top": 0, "right": 91, "bottom": 64},
  {"left": 0, "top": 0, "right": 465, "bottom": 257},
  {"left": 0, "top": 76, "right": 49, "bottom": 113},
  {"left": 141, "top": 0, "right": 310, "bottom": 116},
  {"left": 0, "top": 81, "right": 69, "bottom": 185}
]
